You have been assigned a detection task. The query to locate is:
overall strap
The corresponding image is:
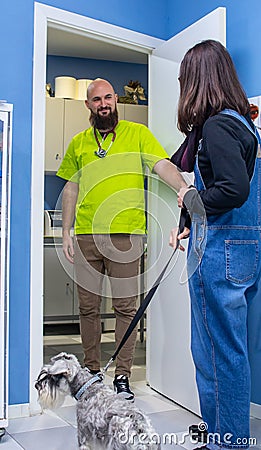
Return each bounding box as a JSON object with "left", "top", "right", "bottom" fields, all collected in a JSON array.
[{"left": 220, "top": 109, "right": 261, "bottom": 146}]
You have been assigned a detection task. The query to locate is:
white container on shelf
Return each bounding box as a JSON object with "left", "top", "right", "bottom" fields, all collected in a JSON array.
[
  {"left": 55, "top": 76, "right": 76, "bottom": 99},
  {"left": 75, "top": 79, "right": 93, "bottom": 100}
]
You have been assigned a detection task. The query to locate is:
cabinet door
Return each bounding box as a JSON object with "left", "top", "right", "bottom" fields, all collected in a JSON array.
[
  {"left": 64, "top": 99, "right": 90, "bottom": 153},
  {"left": 117, "top": 103, "right": 124, "bottom": 120},
  {"left": 44, "top": 243, "right": 74, "bottom": 320},
  {"left": 124, "top": 104, "right": 148, "bottom": 126},
  {"left": 73, "top": 279, "right": 79, "bottom": 316},
  {"left": 45, "top": 98, "right": 64, "bottom": 172}
]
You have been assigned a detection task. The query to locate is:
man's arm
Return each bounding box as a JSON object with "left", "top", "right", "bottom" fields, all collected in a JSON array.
[
  {"left": 62, "top": 180, "right": 79, "bottom": 263},
  {"left": 153, "top": 158, "right": 188, "bottom": 193}
]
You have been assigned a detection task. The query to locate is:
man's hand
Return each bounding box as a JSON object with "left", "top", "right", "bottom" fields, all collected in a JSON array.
[
  {"left": 169, "top": 226, "right": 190, "bottom": 251},
  {"left": 63, "top": 231, "right": 75, "bottom": 264},
  {"left": 177, "top": 186, "right": 196, "bottom": 208}
]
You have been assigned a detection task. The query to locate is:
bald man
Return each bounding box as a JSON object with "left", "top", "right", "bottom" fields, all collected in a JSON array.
[{"left": 57, "top": 78, "right": 188, "bottom": 401}]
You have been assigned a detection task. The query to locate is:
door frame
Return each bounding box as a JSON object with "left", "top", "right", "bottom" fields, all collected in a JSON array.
[
  {"left": 146, "top": 7, "right": 226, "bottom": 416},
  {"left": 30, "top": 2, "right": 164, "bottom": 412}
]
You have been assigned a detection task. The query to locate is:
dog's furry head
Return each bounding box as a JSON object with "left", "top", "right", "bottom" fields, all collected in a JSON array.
[
  {"left": 35, "top": 352, "right": 82, "bottom": 409},
  {"left": 36, "top": 352, "right": 161, "bottom": 449}
]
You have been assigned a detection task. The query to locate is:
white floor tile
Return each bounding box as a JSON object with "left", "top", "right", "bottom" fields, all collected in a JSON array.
[
  {"left": 56, "top": 395, "right": 76, "bottom": 408},
  {"left": 6, "top": 412, "right": 69, "bottom": 434},
  {"left": 101, "top": 332, "right": 114, "bottom": 341},
  {"left": 135, "top": 394, "right": 180, "bottom": 414},
  {"left": 11, "top": 426, "right": 77, "bottom": 450},
  {"left": 0, "top": 433, "right": 24, "bottom": 449},
  {"left": 250, "top": 416, "right": 261, "bottom": 448},
  {"left": 53, "top": 405, "right": 77, "bottom": 427},
  {"left": 100, "top": 335, "right": 114, "bottom": 343},
  {"left": 148, "top": 408, "right": 199, "bottom": 436},
  {"left": 43, "top": 336, "right": 77, "bottom": 345},
  {"left": 131, "top": 379, "right": 153, "bottom": 394}
]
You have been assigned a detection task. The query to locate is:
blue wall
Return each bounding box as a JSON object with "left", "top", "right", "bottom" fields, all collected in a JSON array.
[
  {"left": 40, "top": 0, "right": 168, "bottom": 39},
  {"left": 0, "top": 0, "right": 260, "bottom": 406},
  {"left": 167, "top": 0, "right": 261, "bottom": 98},
  {"left": 47, "top": 55, "right": 148, "bottom": 102},
  {"left": 1, "top": 0, "right": 34, "bottom": 405}
]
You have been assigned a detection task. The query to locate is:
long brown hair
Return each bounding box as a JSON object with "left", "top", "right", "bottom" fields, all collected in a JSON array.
[{"left": 177, "top": 40, "right": 250, "bottom": 134}]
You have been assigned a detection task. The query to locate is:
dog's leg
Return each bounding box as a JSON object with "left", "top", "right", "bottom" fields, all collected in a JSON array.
[
  {"left": 78, "top": 429, "right": 91, "bottom": 450},
  {"left": 78, "top": 435, "right": 92, "bottom": 450},
  {"left": 78, "top": 427, "right": 93, "bottom": 450},
  {"left": 78, "top": 434, "right": 92, "bottom": 450}
]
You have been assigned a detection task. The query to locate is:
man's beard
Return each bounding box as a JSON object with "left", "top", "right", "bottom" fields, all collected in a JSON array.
[{"left": 89, "top": 107, "right": 118, "bottom": 131}]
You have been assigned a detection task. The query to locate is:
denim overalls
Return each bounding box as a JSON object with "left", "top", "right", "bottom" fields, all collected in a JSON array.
[{"left": 188, "top": 110, "right": 261, "bottom": 449}]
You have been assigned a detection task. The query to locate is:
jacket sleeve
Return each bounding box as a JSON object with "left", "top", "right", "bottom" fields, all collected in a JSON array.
[{"left": 198, "top": 119, "right": 250, "bottom": 216}]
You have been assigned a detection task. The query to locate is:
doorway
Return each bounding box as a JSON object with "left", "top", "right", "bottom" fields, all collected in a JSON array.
[{"left": 31, "top": 2, "right": 163, "bottom": 413}]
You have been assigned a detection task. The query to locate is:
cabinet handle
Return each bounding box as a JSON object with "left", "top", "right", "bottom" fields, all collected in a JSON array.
[
  {"left": 66, "top": 282, "right": 73, "bottom": 296},
  {"left": 55, "top": 153, "right": 61, "bottom": 160}
]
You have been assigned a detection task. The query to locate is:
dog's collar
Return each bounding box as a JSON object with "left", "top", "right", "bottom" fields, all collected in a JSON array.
[{"left": 74, "top": 373, "right": 103, "bottom": 401}]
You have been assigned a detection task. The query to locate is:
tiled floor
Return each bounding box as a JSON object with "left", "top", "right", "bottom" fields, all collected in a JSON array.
[{"left": 1, "top": 328, "right": 261, "bottom": 449}]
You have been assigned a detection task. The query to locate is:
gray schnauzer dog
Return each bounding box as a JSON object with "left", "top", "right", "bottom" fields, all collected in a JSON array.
[{"left": 35, "top": 352, "right": 161, "bottom": 449}]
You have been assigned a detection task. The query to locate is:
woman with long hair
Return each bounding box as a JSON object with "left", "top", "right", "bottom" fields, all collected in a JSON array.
[{"left": 170, "top": 40, "right": 261, "bottom": 450}]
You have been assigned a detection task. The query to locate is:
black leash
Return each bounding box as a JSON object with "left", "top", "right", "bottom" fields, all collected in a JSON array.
[{"left": 101, "top": 209, "right": 187, "bottom": 374}]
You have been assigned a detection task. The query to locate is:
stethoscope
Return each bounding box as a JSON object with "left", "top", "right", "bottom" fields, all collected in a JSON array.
[{"left": 94, "top": 127, "right": 116, "bottom": 158}]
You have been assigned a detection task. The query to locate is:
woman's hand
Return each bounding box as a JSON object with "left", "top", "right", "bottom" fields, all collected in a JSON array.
[{"left": 169, "top": 226, "right": 190, "bottom": 251}]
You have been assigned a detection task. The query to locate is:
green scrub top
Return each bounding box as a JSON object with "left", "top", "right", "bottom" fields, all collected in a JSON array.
[{"left": 57, "top": 120, "right": 169, "bottom": 234}]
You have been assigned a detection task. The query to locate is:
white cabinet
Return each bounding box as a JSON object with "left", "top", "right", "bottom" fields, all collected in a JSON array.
[
  {"left": 45, "top": 98, "right": 64, "bottom": 172},
  {"left": 45, "top": 98, "right": 90, "bottom": 172},
  {"left": 117, "top": 103, "right": 148, "bottom": 125},
  {"left": 45, "top": 98, "right": 147, "bottom": 172},
  {"left": 63, "top": 99, "right": 90, "bottom": 153},
  {"left": 124, "top": 104, "right": 148, "bottom": 126},
  {"left": 44, "top": 239, "right": 77, "bottom": 322},
  {"left": 117, "top": 103, "right": 125, "bottom": 121}
]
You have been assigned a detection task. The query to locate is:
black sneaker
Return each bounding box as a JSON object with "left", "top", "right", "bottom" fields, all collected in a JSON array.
[
  {"left": 89, "top": 369, "right": 101, "bottom": 375},
  {"left": 113, "top": 375, "right": 134, "bottom": 401}
]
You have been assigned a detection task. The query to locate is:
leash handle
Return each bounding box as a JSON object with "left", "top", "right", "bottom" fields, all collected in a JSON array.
[
  {"left": 102, "top": 209, "right": 187, "bottom": 371},
  {"left": 174, "top": 207, "right": 187, "bottom": 251}
]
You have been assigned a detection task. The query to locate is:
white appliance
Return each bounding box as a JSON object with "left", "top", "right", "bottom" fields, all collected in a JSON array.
[
  {"left": 0, "top": 102, "right": 12, "bottom": 433},
  {"left": 44, "top": 209, "right": 75, "bottom": 237},
  {"left": 146, "top": 8, "right": 226, "bottom": 415},
  {"left": 44, "top": 210, "right": 63, "bottom": 236}
]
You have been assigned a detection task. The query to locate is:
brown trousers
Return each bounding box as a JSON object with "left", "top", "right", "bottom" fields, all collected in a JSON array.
[{"left": 74, "top": 234, "right": 144, "bottom": 378}]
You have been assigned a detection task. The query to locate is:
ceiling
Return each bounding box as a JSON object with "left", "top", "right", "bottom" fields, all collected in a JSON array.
[{"left": 47, "top": 26, "right": 148, "bottom": 64}]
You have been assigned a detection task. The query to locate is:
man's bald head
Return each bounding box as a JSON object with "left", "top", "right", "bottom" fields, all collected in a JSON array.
[{"left": 85, "top": 79, "right": 118, "bottom": 131}]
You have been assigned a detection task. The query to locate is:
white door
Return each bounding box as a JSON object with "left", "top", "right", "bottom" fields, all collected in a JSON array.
[
  {"left": 146, "top": 8, "right": 226, "bottom": 415},
  {"left": 0, "top": 104, "right": 12, "bottom": 429}
]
